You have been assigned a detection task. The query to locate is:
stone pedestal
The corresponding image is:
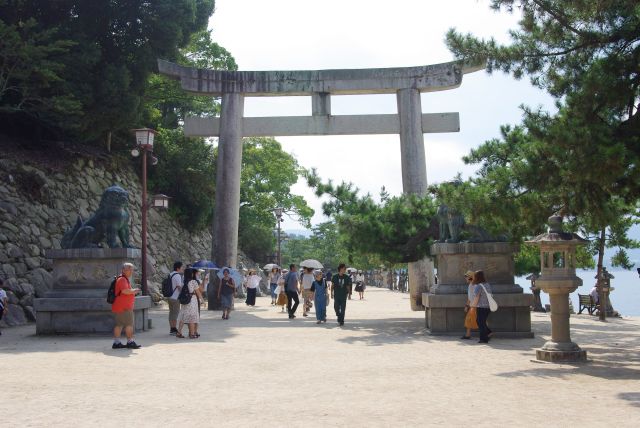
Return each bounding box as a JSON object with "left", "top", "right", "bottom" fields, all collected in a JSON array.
[
  {"left": 535, "top": 289, "right": 587, "bottom": 362},
  {"left": 34, "top": 248, "right": 152, "bottom": 334},
  {"left": 423, "top": 242, "right": 533, "bottom": 337}
]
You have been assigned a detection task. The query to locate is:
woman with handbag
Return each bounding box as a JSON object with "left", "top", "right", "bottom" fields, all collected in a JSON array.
[
  {"left": 471, "top": 270, "right": 494, "bottom": 344},
  {"left": 461, "top": 270, "right": 478, "bottom": 340}
]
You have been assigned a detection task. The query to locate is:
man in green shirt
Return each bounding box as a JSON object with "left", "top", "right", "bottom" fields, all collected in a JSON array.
[{"left": 331, "top": 263, "right": 352, "bottom": 326}]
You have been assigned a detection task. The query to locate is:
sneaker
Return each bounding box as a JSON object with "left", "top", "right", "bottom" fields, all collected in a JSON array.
[
  {"left": 112, "top": 342, "right": 126, "bottom": 349},
  {"left": 126, "top": 341, "right": 142, "bottom": 349},
  {"left": 170, "top": 330, "right": 177, "bottom": 336}
]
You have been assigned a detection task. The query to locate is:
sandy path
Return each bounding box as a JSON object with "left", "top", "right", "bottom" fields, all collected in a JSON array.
[{"left": 1, "top": 287, "right": 639, "bottom": 427}]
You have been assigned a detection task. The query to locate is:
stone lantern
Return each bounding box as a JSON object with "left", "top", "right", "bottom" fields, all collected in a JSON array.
[{"left": 526, "top": 215, "right": 588, "bottom": 362}]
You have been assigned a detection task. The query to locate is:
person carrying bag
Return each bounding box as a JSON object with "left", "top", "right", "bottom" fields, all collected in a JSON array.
[{"left": 470, "top": 270, "right": 495, "bottom": 344}]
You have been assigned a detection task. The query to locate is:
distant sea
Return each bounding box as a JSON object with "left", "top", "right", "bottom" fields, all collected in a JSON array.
[{"left": 516, "top": 269, "right": 640, "bottom": 316}]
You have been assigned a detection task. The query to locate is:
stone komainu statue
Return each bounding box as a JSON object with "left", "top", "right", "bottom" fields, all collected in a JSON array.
[
  {"left": 61, "top": 185, "right": 133, "bottom": 249},
  {"left": 437, "top": 204, "right": 507, "bottom": 243},
  {"left": 437, "top": 204, "right": 465, "bottom": 243}
]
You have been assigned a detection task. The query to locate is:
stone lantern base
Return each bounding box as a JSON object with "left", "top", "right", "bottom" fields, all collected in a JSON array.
[
  {"left": 34, "top": 248, "right": 152, "bottom": 334},
  {"left": 536, "top": 341, "right": 587, "bottom": 362},
  {"left": 423, "top": 242, "right": 533, "bottom": 337}
]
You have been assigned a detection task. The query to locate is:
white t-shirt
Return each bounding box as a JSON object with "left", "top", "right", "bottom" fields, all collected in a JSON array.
[
  {"left": 170, "top": 271, "right": 183, "bottom": 300},
  {"left": 246, "top": 275, "right": 261, "bottom": 289},
  {"left": 301, "top": 273, "right": 314, "bottom": 290}
]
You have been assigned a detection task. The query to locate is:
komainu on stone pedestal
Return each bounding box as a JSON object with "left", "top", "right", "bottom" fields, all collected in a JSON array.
[
  {"left": 61, "top": 185, "right": 133, "bottom": 249},
  {"left": 423, "top": 242, "right": 533, "bottom": 337}
]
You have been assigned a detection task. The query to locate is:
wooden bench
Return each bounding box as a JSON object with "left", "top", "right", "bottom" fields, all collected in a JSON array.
[{"left": 578, "top": 294, "right": 597, "bottom": 315}]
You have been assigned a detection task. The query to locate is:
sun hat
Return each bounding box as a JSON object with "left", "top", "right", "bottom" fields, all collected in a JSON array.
[{"left": 464, "top": 270, "right": 474, "bottom": 279}]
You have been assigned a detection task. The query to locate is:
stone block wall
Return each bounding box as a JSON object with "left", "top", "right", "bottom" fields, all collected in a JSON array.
[{"left": 0, "top": 154, "right": 259, "bottom": 327}]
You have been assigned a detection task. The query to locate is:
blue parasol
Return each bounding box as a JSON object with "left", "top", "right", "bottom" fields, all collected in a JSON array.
[{"left": 192, "top": 260, "right": 219, "bottom": 270}]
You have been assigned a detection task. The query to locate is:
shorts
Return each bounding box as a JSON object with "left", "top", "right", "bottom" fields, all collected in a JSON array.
[
  {"left": 168, "top": 298, "right": 180, "bottom": 321},
  {"left": 114, "top": 310, "right": 134, "bottom": 328}
]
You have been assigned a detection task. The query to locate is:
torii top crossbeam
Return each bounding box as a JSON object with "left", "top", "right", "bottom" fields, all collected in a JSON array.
[{"left": 158, "top": 59, "right": 482, "bottom": 96}]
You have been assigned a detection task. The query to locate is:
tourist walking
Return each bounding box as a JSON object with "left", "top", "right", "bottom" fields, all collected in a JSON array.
[
  {"left": 245, "top": 269, "right": 260, "bottom": 306},
  {"left": 332, "top": 264, "right": 352, "bottom": 326},
  {"left": 217, "top": 268, "right": 236, "bottom": 320},
  {"left": 269, "top": 267, "right": 281, "bottom": 305},
  {"left": 301, "top": 266, "right": 315, "bottom": 317},
  {"left": 276, "top": 269, "right": 288, "bottom": 312},
  {"left": 285, "top": 264, "right": 300, "bottom": 319},
  {"left": 0, "top": 278, "right": 7, "bottom": 336},
  {"left": 461, "top": 270, "right": 477, "bottom": 340},
  {"left": 167, "top": 261, "right": 184, "bottom": 336},
  {"left": 471, "top": 270, "right": 493, "bottom": 343},
  {"left": 111, "top": 263, "right": 142, "bottom": 349},
  {"left": 355, "top": 270, "right": 365, "bottom": 300},
  {"left": 176, "top": 268, "right": 202, "bottom": 339},
  {"left": 312, "top": 270, "right": 328, "bottom": 323}
]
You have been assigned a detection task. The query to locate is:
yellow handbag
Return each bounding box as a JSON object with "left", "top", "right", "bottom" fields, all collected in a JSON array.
[{"left": 464, "top": 307, "right": 478, "bottom": 329}]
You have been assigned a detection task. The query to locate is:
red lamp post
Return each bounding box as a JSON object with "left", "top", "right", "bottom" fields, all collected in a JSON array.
[{"left": 131, "top": 128, "right": 157, "bottom": 296}]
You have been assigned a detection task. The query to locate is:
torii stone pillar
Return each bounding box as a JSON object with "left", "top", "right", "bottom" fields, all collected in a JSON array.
[
  {"left": 214, "top": 93, "right": 244, "bottom": 268},
  {"left": 158, "top": 59, "right": 482, "bottom": 311},
  {"left": 397, "top": 88, "right": 435, "bottom": 310}
]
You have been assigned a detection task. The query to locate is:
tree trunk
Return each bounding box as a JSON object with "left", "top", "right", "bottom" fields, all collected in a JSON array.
[{"left": 597, "top": 228, "right": 606, "bottom": 321}]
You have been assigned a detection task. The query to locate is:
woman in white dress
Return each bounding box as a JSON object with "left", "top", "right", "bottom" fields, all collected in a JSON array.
[{"left": 176, "top": 268, "right": 202, "bottom": 339}]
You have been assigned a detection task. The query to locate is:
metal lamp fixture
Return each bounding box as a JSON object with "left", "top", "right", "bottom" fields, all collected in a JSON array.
[
  {"left": 132, "top": 128, "right": 156, "bottom": 149},
  {"left": 152, "top": 194, "right": 170, "bottom": 209}
]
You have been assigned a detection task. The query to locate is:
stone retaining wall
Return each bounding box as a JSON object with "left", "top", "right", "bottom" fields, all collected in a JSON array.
[{"left": 0, "top": 154, "right": 258, "bottom": 328}]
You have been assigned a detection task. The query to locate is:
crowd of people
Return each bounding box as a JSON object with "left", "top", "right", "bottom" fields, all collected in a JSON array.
[
  {"left": 107, "top": 261, "right": 496, "bottom": 349},
  {"left": 266, "top": 263, "right": 359, "bottom": 325}
]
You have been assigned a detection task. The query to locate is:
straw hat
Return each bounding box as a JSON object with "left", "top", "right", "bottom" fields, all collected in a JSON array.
[{"left": 464, "top": 270, "right": 474, "bottom": 279}]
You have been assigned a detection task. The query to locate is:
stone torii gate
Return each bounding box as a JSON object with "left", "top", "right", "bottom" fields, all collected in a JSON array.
[{"left": 158, "top": 59, "right": 481, "bottom": 310}]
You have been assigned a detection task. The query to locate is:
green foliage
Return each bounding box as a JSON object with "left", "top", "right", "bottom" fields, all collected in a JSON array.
[
  {"left": 0, "top": 17, "right": 81, "bottom": 130},
  {"left": 442, "top": 0, "right": 640, "bottom": 271},
  {"left": 147, "top": 128, "right": 216, "bottom": 231},
  {"left": 305, "top": 169, "right": 438, "bottom": 264},
  {"left": 238, "top": 137, "right": 314, "bottom": 261},
  {"left": 0, "top": 0, "right": 215, "bottom": 143}
]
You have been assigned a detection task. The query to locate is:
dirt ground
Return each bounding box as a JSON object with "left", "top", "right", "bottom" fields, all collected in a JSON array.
[{"left": 1, "top": 287, "right": 639, "bottom": 427}]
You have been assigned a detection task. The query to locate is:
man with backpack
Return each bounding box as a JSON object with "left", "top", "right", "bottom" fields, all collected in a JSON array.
[
  {"left": 165, "top": 261, "right": 184, "bottom": 336},
  {"left": 111, "top": 263, "right": 142, "bottom": 349}
]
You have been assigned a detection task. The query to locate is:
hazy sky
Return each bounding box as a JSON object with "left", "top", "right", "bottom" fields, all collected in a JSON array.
[{"left": 207, "top": 0, "right": 555, "bottom": 230}]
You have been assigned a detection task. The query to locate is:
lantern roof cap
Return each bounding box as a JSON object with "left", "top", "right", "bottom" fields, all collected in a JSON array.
[{"left": 525, "top": 215, "right": 588, "bottom": 245}]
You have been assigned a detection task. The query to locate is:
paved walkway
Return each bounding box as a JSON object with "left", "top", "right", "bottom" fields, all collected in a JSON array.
[{"left": 1, "top": 287, "right": 639, "bottom": 427}]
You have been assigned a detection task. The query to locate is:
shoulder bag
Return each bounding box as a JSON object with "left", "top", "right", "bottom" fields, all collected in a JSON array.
[{"left": 479, "top": 283, "right": 498, "bottom": 312}]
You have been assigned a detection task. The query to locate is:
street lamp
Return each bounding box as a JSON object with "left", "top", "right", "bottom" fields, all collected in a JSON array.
[
  {"left": 273, "top": 207, "right": 284, "bottom": 267},
  {"left": 131, "top": 128, "right": 157, "bottom": 296}
]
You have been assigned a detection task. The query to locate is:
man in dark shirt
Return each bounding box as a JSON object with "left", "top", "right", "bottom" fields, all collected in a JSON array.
[
  {"left": 285, "top": 264, "right": 300, "bottom": 319},
  {"left": 331, "top": 263, "right": 352, "bottom": 326}
]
